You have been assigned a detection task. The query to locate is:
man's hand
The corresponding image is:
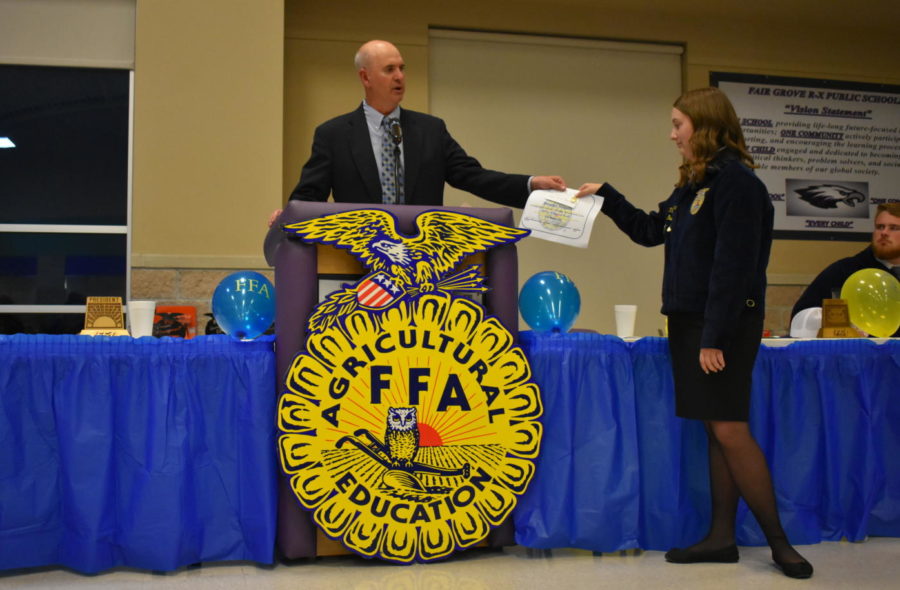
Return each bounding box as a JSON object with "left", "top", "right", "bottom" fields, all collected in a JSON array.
[
  {"left": 574, "top": 183, "right": 603, "bottom": 199},
  {"left": 267, "top": 209, "right": 283, "bottom": 228},
  {"left": 699, "top": 348, "right": 725, "bottom": 374},
  {"left": 531, "top": 175, "right": 567, "bottom": 191}
]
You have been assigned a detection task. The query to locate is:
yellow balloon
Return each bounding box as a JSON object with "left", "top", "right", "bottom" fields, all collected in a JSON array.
[{"left": 840, "top": 268, "right": 900, "bottom": 338}]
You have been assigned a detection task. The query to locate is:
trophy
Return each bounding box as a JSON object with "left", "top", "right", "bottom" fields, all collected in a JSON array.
[
  {"left": 817, "top": 298, "right": 856, "bottom": 338},
  {"left": 80, "top": 296, "right": 129, "bottom": 336}
]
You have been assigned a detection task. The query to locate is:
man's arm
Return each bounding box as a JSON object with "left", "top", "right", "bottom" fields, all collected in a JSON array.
[
  {"left": 530, "top": 176, "right": 567, "bottom": 191},
  {"left": 439, "top": 120, "right": 561, "bottom": 208},
  {"left": 288, "top": 125, "right": 333, "bottom": 202}
]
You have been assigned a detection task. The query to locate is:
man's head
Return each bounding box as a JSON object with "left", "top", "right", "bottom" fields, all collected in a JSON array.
[
  {"left": 872, "top": 203, "right": 900, "bottom": 263},
  {"left": 355, "top": 40, "right": 405, "bottom": 115}
]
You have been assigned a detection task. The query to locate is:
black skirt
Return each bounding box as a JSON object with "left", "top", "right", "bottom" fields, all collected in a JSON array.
[{"left": 667, "top": 311, "right": 764, "bottom": 422}]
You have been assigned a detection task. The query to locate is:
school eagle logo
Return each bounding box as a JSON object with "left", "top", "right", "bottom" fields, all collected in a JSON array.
[
  {"left": 284, "top": 209, "right": 529, "bottom": 333},
  {"left": 795, "top": 184, "right": 865, "bottom": 209}
]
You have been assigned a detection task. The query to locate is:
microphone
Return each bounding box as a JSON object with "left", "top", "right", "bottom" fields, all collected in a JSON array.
[{"left": 390, "top": 120, "right": 402, "bottom": 145}]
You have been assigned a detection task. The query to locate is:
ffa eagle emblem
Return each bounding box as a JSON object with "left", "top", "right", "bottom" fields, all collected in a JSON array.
[
  {"left": 690, "top": 188, "right": 708, "bottom": 215},
  {"left": 282, "top": 210, "right": 528, "bottom": 334},
  {"left": 278, "top": 209, "right": 543, "bottom": 563}
]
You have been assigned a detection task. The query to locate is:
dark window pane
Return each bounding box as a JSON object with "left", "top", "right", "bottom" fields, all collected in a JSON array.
[
  {"left": 0, "top": 64, "right": 129, "bottom": 225},
  {"left": 0, "top": 312, "right": 84, "bottom": 335},
  {"left": 0, "top": 233, "right": 126, "bottom": 305}
]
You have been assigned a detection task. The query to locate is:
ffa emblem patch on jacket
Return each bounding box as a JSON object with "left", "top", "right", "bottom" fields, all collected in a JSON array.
[{"left": 690, "top": 188, "right": 709, "bottom": 215}]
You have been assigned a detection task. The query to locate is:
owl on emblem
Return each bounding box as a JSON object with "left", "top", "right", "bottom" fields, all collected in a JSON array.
[{"left": 385, "top": 407, "right": 420, "bottom": 468}]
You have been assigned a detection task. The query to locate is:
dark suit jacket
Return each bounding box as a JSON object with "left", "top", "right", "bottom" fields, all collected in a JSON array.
[{"left": 288, "top": 105, "right": 530, "bottom": 207}]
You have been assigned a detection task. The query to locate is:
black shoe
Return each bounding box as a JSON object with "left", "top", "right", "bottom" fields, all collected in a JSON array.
[
  {"left": 774, "top": 556, "right": 813, "bottom": 579},
  {"left": 665, "top": 544, "right": 739, "bottom": 563}
]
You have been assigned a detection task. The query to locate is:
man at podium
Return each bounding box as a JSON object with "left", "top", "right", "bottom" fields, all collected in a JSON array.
[{"left": 270, "top": 39, "right": 564, "bottom": 226}]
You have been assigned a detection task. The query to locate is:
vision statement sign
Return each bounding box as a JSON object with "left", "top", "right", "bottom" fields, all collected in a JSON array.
[
  {"left": 276, "top": 209, "right": 543, "bottom": 563},
  {"left": 713, "top": 72, "right": 900, "bottom": 240}
]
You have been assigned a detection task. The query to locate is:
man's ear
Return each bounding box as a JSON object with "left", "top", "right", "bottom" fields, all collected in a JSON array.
[{"left": 358, "top": 68, "right": 369, "bottom": 88}]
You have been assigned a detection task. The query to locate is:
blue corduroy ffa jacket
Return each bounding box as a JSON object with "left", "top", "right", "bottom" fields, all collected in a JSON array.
[{"left": 598, "top": 151, "right": 773, "bottom": 349}]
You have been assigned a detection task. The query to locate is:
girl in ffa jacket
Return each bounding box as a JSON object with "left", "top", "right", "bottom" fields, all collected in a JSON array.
[{"left": 575, "top": 87, "right": 812, "bottom": 579}]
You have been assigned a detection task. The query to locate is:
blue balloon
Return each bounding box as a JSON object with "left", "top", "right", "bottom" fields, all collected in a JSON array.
[
  {"left": 519, "top": 271, "right": 581, "bottom": 333},
  {"left": 212, "top": 271, "right": 275, "bottom": 340}
]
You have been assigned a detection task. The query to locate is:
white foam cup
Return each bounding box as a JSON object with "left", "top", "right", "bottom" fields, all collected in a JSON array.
[
  {"left": 614, "top": 304, "right": 637, "bottom": 338},
  {"left": 129, "top": 300, "right": 157, "bottom": 338}
]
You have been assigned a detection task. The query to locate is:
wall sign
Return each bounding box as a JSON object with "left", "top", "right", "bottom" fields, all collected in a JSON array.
[
  {"left": 712, "top": 72, "right": 900, "bottom": 240},
  {"left": 277, "top": 209, "right": 543, "bottom": 562}
]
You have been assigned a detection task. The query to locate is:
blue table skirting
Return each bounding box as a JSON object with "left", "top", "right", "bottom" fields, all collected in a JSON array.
[
  {"left": 0, "top": 334, "right": 277, "bottom": 573},
  {"left": 514, "top": 333, "right": 900, "bottom": 552},
  {"left": 3, "top": 332, "right": 897, "bottom": 571}
]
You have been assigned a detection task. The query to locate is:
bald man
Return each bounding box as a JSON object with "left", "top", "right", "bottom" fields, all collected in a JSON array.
[{"left": 279, "top": 40, "right": 564, "bottom": 215}]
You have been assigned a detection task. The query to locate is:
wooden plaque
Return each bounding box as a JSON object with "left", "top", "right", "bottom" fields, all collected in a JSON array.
[
  {"left": 80, "top": 296, "right": 129, "bottom": 336},
  {"left": 817, "top": 298, "right": 856, "bottom": 338}
]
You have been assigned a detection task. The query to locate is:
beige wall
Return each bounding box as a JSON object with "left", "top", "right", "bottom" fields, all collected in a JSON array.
[
  {"left": 132, "top": 0, "right": 284, "bottom": 269},
  {"left": 429, "top": 32, "right": 682, "bottom": 337}
]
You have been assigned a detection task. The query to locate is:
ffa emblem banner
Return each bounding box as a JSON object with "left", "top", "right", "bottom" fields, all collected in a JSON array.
[{"left": 277, "top": 209, "right": 543, "bottom": 563}]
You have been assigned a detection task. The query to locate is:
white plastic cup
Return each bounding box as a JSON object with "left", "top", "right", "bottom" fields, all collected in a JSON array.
[
  {"left": 614, "top": 304, "right": 637, "bottom": 338},
  {"left": 129, "top": 300, "right": 157, "bottom": 338}
]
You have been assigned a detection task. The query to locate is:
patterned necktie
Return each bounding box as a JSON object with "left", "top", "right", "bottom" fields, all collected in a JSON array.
[{"left": 380, "top": 117, "right": 404, "bottom": 204}]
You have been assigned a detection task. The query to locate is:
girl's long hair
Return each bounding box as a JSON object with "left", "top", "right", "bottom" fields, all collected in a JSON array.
[{"left": 674, "top": 87, "right": 755, "bottom": 187}]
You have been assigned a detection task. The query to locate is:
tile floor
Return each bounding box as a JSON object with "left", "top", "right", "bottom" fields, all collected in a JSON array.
[{"left": 2, "top": 538, "right": 899, "bottom": 589}]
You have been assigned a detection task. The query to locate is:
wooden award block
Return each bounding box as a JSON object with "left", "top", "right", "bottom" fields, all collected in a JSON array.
[
  {"left": 80, "top": 296, "right": 129, "bottom": 336},
  {"left": 817, "top": 298, "right": 856, "bottom": 338}
]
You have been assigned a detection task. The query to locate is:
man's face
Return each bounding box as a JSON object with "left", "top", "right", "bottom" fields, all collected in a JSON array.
[
  {"left": 871, "top": 211, "right": 900, "bottom": 262},
  {"left": 360, "top": 43, "right": 405, "bottom": 112}
]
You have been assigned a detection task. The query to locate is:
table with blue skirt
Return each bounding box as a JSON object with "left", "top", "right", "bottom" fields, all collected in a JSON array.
[
  {"left": 2, "top": 332, "right": 898, "bottom": 573},
  {"left": 513, "top": 333, "right": 900, "bottom": 551},
  {"left": 0, "top": 334, "right": 277, "bottom": 573}
]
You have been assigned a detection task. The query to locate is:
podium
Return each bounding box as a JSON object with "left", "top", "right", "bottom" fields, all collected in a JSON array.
[{"left": 263, "top": 201, "right": 523, "bottom": 558}]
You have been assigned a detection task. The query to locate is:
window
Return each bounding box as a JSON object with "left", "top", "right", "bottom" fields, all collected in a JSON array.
[{"left": 0, "top": 64, "right": 131, "bottom": 333}]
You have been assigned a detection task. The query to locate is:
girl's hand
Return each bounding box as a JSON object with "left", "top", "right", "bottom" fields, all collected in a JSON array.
[
  {"left": 699, "top": 347, "right": 725, "bottom": 374},
  {"left": 574, "top": 183, "right": 603, "bottom": 198}
]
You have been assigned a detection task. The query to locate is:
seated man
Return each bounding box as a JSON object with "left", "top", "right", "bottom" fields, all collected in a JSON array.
[{"left": 791, "top": 202, "right": 900, "bottom": 336}]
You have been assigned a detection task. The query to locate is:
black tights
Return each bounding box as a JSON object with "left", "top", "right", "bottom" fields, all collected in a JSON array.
[{"left": 689, "top": 420, "right": 806, "bottom": 565}]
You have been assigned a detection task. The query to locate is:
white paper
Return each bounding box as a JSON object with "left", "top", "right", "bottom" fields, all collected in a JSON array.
[{"left": 518, "top": 188, "right": 604, "bottom": 248}]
